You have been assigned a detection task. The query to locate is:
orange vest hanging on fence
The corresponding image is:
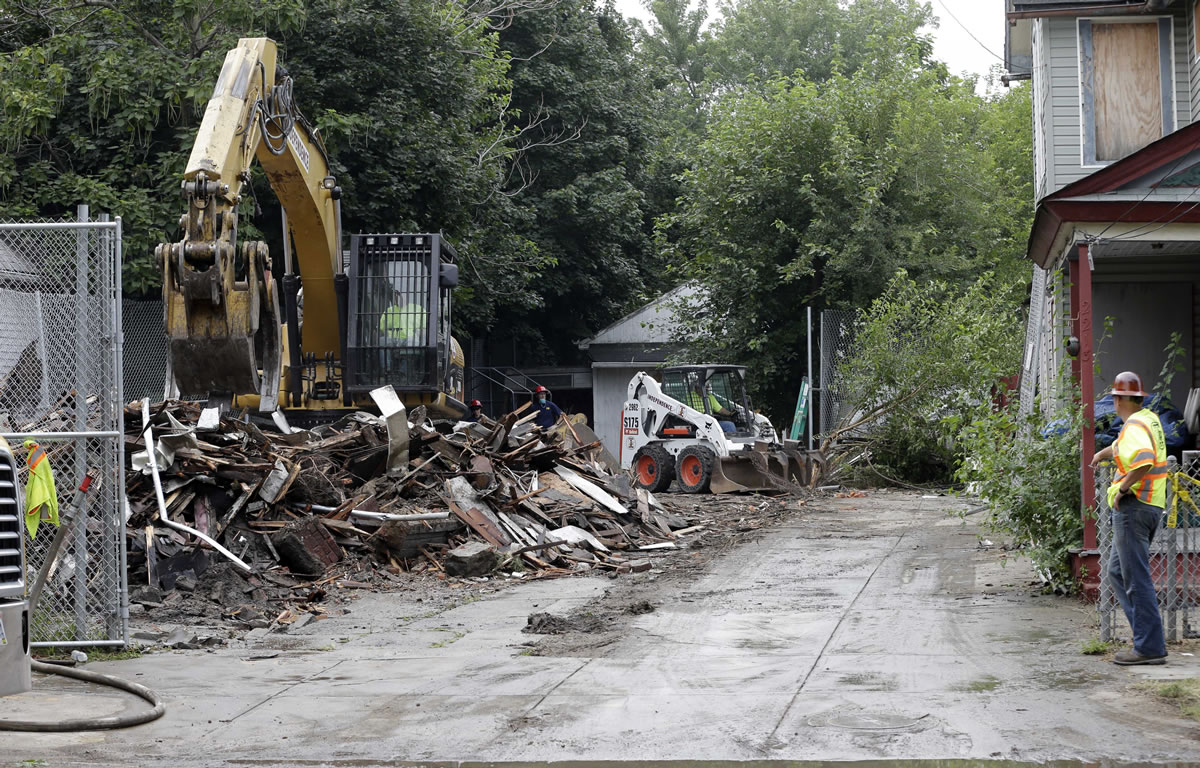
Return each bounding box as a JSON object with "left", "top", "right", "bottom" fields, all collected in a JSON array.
[{"left": 23, "top": 440, "right": 59, "bottom": 538}]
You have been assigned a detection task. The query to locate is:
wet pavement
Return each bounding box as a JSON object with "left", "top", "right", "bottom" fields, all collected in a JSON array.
[{"left": 2, "top": 492, "right": 1199, "bottom": 767}]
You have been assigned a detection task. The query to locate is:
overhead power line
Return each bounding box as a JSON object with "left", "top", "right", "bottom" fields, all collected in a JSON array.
[{"left": 932, "top": 0, "right": 1006, "bottom": 64}]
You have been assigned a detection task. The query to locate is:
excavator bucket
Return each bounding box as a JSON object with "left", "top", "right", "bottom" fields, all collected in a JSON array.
[
  {"left": 709, "top": 443, "right": 827, "bottom": 494},
  {"left": 163, "top": 240, "right": 282, "bottom": 410}
]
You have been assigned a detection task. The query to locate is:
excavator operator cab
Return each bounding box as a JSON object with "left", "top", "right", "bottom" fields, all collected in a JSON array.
[
  {"left": 346, "top": 233, "right": 460, "bottom": 398},
  {"left": 660, "top": 365, "right": 755, "bottom": 436}
]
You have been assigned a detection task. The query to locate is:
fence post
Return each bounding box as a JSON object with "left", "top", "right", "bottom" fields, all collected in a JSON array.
[
  {"left": 1097, "top": 465, "right": 1114, "bottom": 643},
  {"left": 72, "top": 205, "right": 91, "bottom": 639},
  {"left": 1165, "top": 459, "right": 1178, "bottom": 642}
]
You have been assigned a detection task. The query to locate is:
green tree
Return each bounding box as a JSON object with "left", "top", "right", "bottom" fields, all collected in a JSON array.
[
  {"left": 707, "top": 0, "right": 936, "bottom": 88},
  {"left": 834, "top": 270, "right": 1023, "bottom": 484},
  {"left": 271, "top": 0, "right": 544, "bottom": 331},
  {"left": 660, "top": 43, "right": 1032, "bottom": 422},
  {"left": 0, "top": 0, "right": 553, "bottom": 316},
  {"left": 0, "top": 0, "right": 306, "bottom": 293},
  {"left": 484, "top": 0, "right": 665, "bottom": 363}
]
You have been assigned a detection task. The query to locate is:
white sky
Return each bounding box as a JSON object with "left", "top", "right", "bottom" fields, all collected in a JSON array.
[{"left": 611, "top": 0, "right": 1008, "bottom": 82}]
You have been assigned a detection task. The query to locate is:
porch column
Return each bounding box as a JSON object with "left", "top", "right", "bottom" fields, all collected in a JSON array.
[{"left": 1072, "top": 243, "right": 1098, "bottom": 550}]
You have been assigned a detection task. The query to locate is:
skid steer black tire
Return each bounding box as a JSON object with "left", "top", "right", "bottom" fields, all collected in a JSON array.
[
  {"left": 633, "top": 444, "right": 674, "bottom": 493},
  {"left": 676, "top": 445, "right": 716, "bottom": 494}
]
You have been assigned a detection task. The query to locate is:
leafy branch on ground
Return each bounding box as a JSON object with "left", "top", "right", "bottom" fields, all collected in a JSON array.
[
  {"left": 955, "top": 372, "right": 1083, "bottom": 590},
  {"left": 823, "top": 269, "right": 1024, "bottom": 486}
]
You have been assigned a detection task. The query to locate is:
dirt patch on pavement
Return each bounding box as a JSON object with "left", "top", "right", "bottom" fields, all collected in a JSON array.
[
  {"left": 517, "top": 491, "right": 819, "bottom": 656},
  {"left": 130, "top": 490, "right": 816, "bottom": 649},
  {"left": 524, "top": 611, "right": 606, "bottom": 634}
]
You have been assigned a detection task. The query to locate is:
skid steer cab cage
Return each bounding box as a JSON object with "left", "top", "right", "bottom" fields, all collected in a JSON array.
[{"left": 345, "top": 233, "right": 458, "bottom": 397}]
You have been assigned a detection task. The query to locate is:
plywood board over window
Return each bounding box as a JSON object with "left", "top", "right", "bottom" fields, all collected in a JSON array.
[
  {"left": 1079, "top": 17, "right": 1175, "bottom": 166},
  {"left": 1094, "top": 22, "right": 1161, "bottom": 160}
]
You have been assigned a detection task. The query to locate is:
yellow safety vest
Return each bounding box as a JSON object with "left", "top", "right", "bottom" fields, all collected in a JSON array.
[
  {"left": 379, "top": 304, "right": 425, "bottom": 344},
  {"left": 23, "top": 440, "right": 59, "bottom": 538},
  {"left": 686, "top": 391, "right": 720, "bottom": 413},
  {"left": 1112, "top": 409, "right": 1169, "bottom": 509}
]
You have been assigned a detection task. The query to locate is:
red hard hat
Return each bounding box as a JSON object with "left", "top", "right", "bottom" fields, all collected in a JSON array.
[
  {"left": 469, "top": 400, "right": 482, "bottom": 408},
  {"left": 1110, "top": 371, "right": 1149, "bottom": 397},
  {"left": 535, "top": 385, "right": 548, "bottom": 394}
]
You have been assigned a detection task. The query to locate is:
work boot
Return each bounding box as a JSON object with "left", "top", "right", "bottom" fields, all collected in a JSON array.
[{"left": 1113, "top": 649, "right": 1167, "bottom": 666}]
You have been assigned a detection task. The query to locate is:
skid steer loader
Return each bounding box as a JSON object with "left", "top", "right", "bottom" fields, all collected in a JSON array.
[{"left": 620, "top": 366, "right": 825, "bottom": 494}]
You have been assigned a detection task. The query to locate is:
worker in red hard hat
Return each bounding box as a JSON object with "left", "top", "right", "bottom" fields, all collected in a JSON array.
[
  {"left": 1089, "top": 370, "right": 1168, "bottom": 666},
  {"left": 465, "top": 399, "right": 485, "bottom": 423},
  {"left": 532, "top": 385, "right": 563, "bottom": 428}
]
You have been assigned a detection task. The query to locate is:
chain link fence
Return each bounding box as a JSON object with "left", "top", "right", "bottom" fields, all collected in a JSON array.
[
  {"left": 819, "top": 309, "right": 856, "bottom": 438},
  {"left": 123, "top": 299, "right": 169, "bottom": 404},
  {"left": 1097, "top": 457, "right": 1200, "bottom": 644},
  {"left": 0, "top": 210, "right": 127, "bottom": 647}
]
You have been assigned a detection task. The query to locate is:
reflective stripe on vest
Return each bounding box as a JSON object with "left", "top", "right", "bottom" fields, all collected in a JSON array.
[{"left": 1118, "top": 415, "right": 1168, "bottom": 505}]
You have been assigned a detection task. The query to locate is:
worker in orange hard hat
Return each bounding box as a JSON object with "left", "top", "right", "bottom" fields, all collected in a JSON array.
[
  {"left": 1090, "top": 370, "right": 1168, "bottom": 666},
  {"left": 465, "top": 399, "right": 486, "bottom": 423},
  {"left": 531, "top": 385, "right": 563, "bottom": 428}
]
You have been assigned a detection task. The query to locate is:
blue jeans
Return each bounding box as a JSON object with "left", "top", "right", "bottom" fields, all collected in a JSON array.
[{"left": 1108, "top": 497, "right": 1167, "bottom": 658}]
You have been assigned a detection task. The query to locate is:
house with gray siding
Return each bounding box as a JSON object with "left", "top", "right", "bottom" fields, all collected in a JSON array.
[
  {"left": 1007, "top": 0, "right": 1200, "bottom": 592},
  {"left": 576, "top": 283, "right": 700, "bottom": 457}
]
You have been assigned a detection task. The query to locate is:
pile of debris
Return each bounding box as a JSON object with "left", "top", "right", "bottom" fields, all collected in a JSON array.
[{"left": 123, "top": 397, "right": 696, "bottom": 625}]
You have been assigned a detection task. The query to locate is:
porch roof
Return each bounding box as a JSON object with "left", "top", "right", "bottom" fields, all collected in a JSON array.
[{"left": 1026, "top": 120, "right": 1200, "bottom": 268}]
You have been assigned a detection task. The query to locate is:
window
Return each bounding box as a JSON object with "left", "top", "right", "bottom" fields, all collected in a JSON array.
[
  {"left": 1079, "top": 18, "right": 1175, "bottom": 165},
  {"left": 1195, "top": 0, "right": 1200, "bottom": 57}
]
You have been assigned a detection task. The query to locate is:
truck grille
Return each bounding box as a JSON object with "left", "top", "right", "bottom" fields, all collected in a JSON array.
[{"left": 0, "top": 446, "right": 24, "bottom": 598}]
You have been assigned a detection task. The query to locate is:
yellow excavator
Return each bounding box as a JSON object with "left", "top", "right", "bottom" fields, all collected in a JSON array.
[{"left": 157, "top": 37, "right": 466, "bottom": 421}]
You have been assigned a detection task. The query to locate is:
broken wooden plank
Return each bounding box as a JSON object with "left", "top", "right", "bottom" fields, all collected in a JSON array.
[
  {"left": 554, "top": 466, "right": 627, "bottom": 517},
  {"left": 444, "top": 477, "right": 510, "bottom": 547}
]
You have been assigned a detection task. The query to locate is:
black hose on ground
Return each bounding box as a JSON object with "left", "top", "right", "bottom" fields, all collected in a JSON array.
[{"left": 0, "top": 661, "right": 165, "bottom": 732}]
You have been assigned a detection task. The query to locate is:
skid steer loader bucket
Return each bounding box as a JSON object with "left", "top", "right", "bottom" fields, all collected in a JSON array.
[{"left": 709, "top": 443, "right": 827, "bottom": 494}]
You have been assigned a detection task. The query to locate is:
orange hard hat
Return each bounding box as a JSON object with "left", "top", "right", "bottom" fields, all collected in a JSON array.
[{"left": 1110, "top": 371, "right": 1149, "bottom": 397}]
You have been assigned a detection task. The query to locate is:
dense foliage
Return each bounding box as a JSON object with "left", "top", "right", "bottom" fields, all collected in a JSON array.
[
  {"left": 661, "top": 50, "right": 1033, "bottom": 419},
  {"left": 0, "top": 0, "right": 1035, "bottom": 409},
  {"left": 956, "top": 386, "right": 1084, "bottom": 589},
  {"left": 833, "top": 270, "right": 1024, "bottom": 484},
  {"left": 487, "top": 0, "right": 666, "bottom": 362}
]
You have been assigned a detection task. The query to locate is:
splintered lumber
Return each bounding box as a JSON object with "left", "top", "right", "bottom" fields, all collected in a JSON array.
[
  {"left": 444, "top": 477, "right": 510, "bottom": 547},
  {"left": 537, "top": 472, "right": 593, "bottom": 506},
  {"left": 123, "top": 392, "right": 709, "bottom": 612},
  {"left": 547, "top": 525, "right": 610, "bottom": 552},
  {"left": 553, "top": 466, "right": 627, "bottom": 517},
  {"left": 215, "top": 483, "right": 258, "bottom": 538}
]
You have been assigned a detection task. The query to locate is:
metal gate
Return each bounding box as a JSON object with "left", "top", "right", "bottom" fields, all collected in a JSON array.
[
  {"left": 1098, "top": 457, "right": 1200, "bottom": 643},
  {"left": 0, "top": 208, "right": 127, "bottom": 647},
  {"left": 819, "top": 309, "right": 855, "bottom": 437},
  {"left": 122, "top": 299, "right": 169, "bottom": 404}
]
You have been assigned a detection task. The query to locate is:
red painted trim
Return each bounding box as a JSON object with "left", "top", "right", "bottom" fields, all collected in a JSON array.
[
  {"left": 1029, "top": 198, "right": 1200, "bottom": 267},
  {"left": 1078, "top": 243, "right": 1097, "bottom": 551},
  {"left": 1046, "top": 122, "right": 1200, "bottom": 201}
]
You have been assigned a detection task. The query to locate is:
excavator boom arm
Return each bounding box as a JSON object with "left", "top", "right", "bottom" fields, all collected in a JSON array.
[{"left": 160, "top": 37, "right": 341, "bottom": 408}]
